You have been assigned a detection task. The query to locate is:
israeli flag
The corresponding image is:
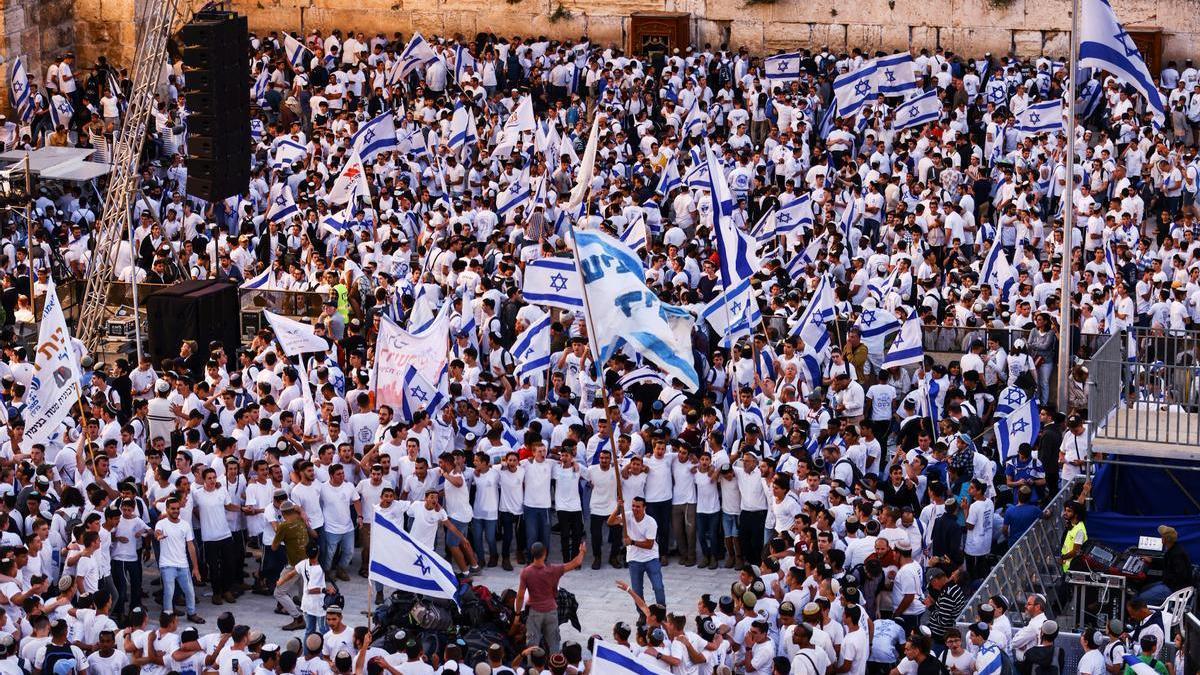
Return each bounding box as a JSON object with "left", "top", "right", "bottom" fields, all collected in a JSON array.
[
  {"left": 683, "top": 98, "right": 707, "bottom": 137},
  {"left": 398, "top": 32, "right": 440, "bottom": 80},
  {"left": 882, "top": 309, "right": 925, "bottom": 369},
  {"left": 400, "top": 365, "right": 447, "bottom": 421},
  {"left": 893, "top": 89, "right": 943, "bottom": 131},
  {"left": 775, "top": 194, "right": 813, "bottom": 235},
  {"left": 701, "top": 276, "right": 761, "bottom": 348},
  {"left": 853, "top": 307, "right": 901, "bottom": 357},
  {"left": 574, "top": 229, "right": 700, "bottom": 391},
  {"left": 496, "top": 171, "right": 532, "bottom": 217},
  {"left": 523, "top": 258, "right": 583, "bottom": 310},
  {"left": 833, "top": 65, "right": 877, "bottom": 118},
  {"left": 1122, "top": 656, "right": 1162, "bottom": 675},
  {"left": 867, "top": 265, "right": 900, "bottom": 302},
  {"left": 250, "top": 118, "right": 264, "bottom": 142},
  {"left": 368, "top": 510, "right": 459, "bottom": 600},
  {"left": 790, "top": 276, "right": 835, "bottom": 385},
  {"left": 448, "top": 103, "right": 477, "bottom": 153},
  {"left": 454, "top": 43, "right": 477, "bottom": 82},
  {"left": 995, "top": 387, "right": 1039, "bottom": 462},
  {"left": 704, "top": 140, "right": 760, "bottom": 288},
  {"left": 985, "top": 79, "right": 1008, "bottom": 107},
  {"left": 1078, "top": 0, "right": 1166, "bottom": 125},
  {"left": 837, "top": 192, "right": 858, "bottom": 239},
  {"left": 786, "top": 232, "right": 827, "bottom": 281},
  {"left": 251, "top": 68, "right": 269, "bottom": 103},
  {"left": 869, "top": 52, "right": 918, "bottom": 97},
  {"left": 656, "top": 158, "right": 682, "bottom": 197},
  {"left": 750, "top": 208, "right": 777, "bottom": 244},
  {"left": 283, "top": 33, "right": 311, "bottom": 69},
  {"left": 593, "top": 640, "right": 672, "bottom": 675},
  {"left": 973, "top": 643, "right": 1005, "bottom": 675},
  {"left": 684, "top": 162, "right": 712, "bottom": 191},
  {"left": 1016, "top": 99, "right": 1064, "bottom": 135},
  {"left": 1078, "top": 76, "right": 1105, "bottom": 119},
  {"left": 241, "top": 267, "right": 274, "bottom": 290},
  {"left": 512, "top": 314, "right": 552, "bottom": 381},
  {"left": 620, "top": 214, "right": 649, "bottom": 253},
  {"left": 980, "top": 237, "right": 1017, "bottom": 300},
  {"left": 49, "top": 93, "right": 74, "bottom": 128},
  {"left": 819, "top": 98, "right": 839, "bottom": 138},
  {"left": 351, "top": 111, "right": 401, "bottom": 161},
  {"left": 9, "top": 58, "right": 32, "bottom": 123},
  {"left": 271, "top": 138, "right": 308, "bottom": 169},
  {"left": 265, "top": 185, "right": 299, "bottom": 224},
  {"left": 764, "top": 52, "right": 803, "bottom": 84}
]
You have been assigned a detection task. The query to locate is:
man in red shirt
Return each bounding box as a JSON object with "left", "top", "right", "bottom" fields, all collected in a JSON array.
[{"left": 515, "top": 540, "right": 586, "bottom": 653}]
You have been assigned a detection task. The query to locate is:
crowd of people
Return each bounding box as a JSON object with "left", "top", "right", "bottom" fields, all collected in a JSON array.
[{"left": 0, "top": 18, "right": 1195, "bottom": 675}]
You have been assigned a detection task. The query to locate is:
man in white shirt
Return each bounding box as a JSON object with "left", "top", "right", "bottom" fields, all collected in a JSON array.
[
  {"left": 193, "top": 466, "right": 240, "bottom": 606},
  {"left": 610, "top": 496, "right": 666, "bottom": 605},
  {"left": 154, "top": 497, "right": 204, "bottom": 623},
  {"left": 319, "top": 463, "right": 361, "bottom": 581}
]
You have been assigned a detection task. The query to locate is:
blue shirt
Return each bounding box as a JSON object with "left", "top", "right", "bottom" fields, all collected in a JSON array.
[{"left": 1003, "top": 503, "right": 1042, "bottom": 541}]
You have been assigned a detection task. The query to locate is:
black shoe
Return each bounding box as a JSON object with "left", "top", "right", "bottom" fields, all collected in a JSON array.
[{"left": 591, "top": 558, "right": 602, "bottom": 570}]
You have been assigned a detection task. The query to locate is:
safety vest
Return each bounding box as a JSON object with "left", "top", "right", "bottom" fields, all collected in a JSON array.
[
  {"left": 1062, "top": 521, "right": 1087, "bottom": 571},
  {"left": 333, "top": 283, "right": 351, "bottom": 321}
]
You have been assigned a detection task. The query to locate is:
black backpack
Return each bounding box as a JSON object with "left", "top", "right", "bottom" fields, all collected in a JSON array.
[
  {"left": 40, "top": 643, "right": 77, "bottom": 675},
  {"left": 833, "top": 457, "right": 864, "bottom": 488}
]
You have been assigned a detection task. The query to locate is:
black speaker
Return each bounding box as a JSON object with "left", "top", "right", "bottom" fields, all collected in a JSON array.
[
  {"left": 147, "top": 280, "right": 242, "bottom": 368},
  {"left": 179, "top": 11, "right": 250, "bottom": 202}
]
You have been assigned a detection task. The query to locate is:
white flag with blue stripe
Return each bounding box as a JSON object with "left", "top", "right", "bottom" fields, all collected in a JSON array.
[
  {"left": 980, "top": 237, "right": 1017, "bottom": 300},
  {"left": 853, "top": 307, "right": 901, "bottom": 357},
  {"left": 399, "top": 365, "right": 447, "bottom": 420},
  {"left": 398, "top": 32, "right": 440, "bottom": 80},
  {"left": 9, "top": 58, "right": 32, "bottom": 123},
  {"left": 764, "top": 52, "right": 803, "bottom": 84},
  {"left": 265, "top": 185, "right": 299, "bottom": 224},
  {"left": 893, "top": 88, "right": 942, "bottom": 131},
  {"left": 833, "top": 65, "right": 877, "bottom": 118},
  {"left": 701, "top": 277, "right": 761, "bottom": 348},
  {"left": 368, "top": 510, "right": 459, "bottom": 600},
  {"left": 1078, "top": 0, "right": 1167, "bottom": 125},
  {"left": 1015, "top": 99, "right": 1063, "bottom": 135},
  {"left": 251, "top": 68, "right": 269, "bottom": 103},
  {"left": 882, "top": 309, "right": 924, "bottom": 369},
  {"left": 620, "top": 214, "right": 649, "bottom": 253},
  {"left": 271, "top": 138, "right": 308, "bottom": 169},
  {"left": 351, "top": 111, "right": 401, "bottom": 161},
  {"left": 283, "top": 33, "right": 311, "bottom": 69},
  {"left": 775, "top": 194, "right": 813, "bottom": 235},
  {"left": 656, "top": 158, "right": 682, "bottom": 197},
  {"left": 574, "top": 229, "right": 700, "bottom": 391},
  {"left": 241, "top": 267, "right": 276, "bottom": 290},
  {"left": 523, "top": 258, "right": 583, "bottom": 311},
  {"left": 870, "top": 53, "right": 918, "bottom": 97},
  {"left": 995, "top": 386, "right": 1039, "bottom": 462},
  {"left": 704, "top": 141, "right": 760, "bottom": 288},
  {"left": 790, "top": 275, "right": 835, "bottom": 385},
  {"left": 49, "top": 94, "right": 73, "bottom": 128},
  {"left": 496, "top": 170, "right": 532, "bottom": 217},
  {"left": 683, "top": 98, "right": 707, "bottom": 137},
  {"left": 512, "top": 314, "right": 552, "bottom": 381},
  {"left": 454, "top": 43, "right": 476, "bottom": 82},
  {"left": 448, "top": 104, "right": 478, "bottom": 153},
  {"left": 593, "top": 640, "right": 673, "bottom": 675}
]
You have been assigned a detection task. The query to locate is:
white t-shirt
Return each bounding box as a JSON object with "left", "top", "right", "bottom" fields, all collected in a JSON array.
[
  {"left": 321, "top": 481, "right": 360, "bottom": 535},
  {"left": 155, "top": 517, "right": 194, "bottom": 568},
  {"left": 522, "top": 459, "right": 553, "bottom": 508},
  {"left": 624, "top": 510, "right": 659, "bottom": 563},
  {"left": 295, "top": 559, "right": 327, "bottom": 616},
  {"left": 193, "top": 485, "right": 234, "bottom": 541},
  {"left": 841, "top": 628, "right": 869, "bottom": 675},
  {"left": 112, "top": 515, "right": 149, "bottom": 562},
  {"left": 965, "top": 499, "right": 994, "bottom": 556},
  {"left": 406, "top": 502, "right": 448, "bottom": 549},
  {"left": 1077, "top": 649, "right": 1106, "bottom": 675}
]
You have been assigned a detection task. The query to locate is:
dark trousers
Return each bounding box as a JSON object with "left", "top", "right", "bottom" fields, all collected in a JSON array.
[
  {"left": 557, "top": 510, "right": 583, "bottom": 561},
  {"left": 589, "top": 513, "right": 622, "bottom": 559},
  {"left": 112, "top": 559, "right": 142, "bottom": 616},
  {"left": 499, "top": 512, "right": 521, "bottom": 558},
  {"left": 697, "top": 511, "right": 723, "bottom": 558},
  {"left": 646, "top": 500, "right": 672, "bottom": 558},
  {"left": 738, "top": 509, "right": 767, "bottom": 565},
  {"left": 966, "top": 553, "right": 989, "bottom": 581},
  {"left": 261, "top": 542, "right": 287, "bottom": 586},
  {"left": 203, "top": 536, "right": 238, "bottom": 596}
]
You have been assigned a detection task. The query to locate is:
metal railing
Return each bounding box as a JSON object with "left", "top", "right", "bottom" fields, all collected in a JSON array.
[
  {"left": 957, "top": 477, "right": 1083, "bottom": 629},
  {"left": 1088, "top": 329, "right": 1200, "bottom": 447}
]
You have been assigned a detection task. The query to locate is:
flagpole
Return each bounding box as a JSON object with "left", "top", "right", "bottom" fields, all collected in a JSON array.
[{"left": 1056, "top": 0, "right": 1081, "bottom": 409}]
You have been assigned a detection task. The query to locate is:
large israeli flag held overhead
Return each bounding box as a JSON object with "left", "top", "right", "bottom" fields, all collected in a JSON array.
[
  {"left": 893, "top": 89, "right": 943, "bottom": 132},
  {"left": 368, "top": 511, "right": 459, "bottom": 600},
  {"left": 882, "top": 309, "right": 925, "bottom": 369},
  {"left": 1015, "top": 99, "right": 1064, "bottom": 135},
  {"left": 980, "top": 236, "right": 1017, "bottom": 300},
  {"left": 523, "top": 258, "right": 583, "bottom": 311},
  {"left": 574, "top": 229, "right": 700, "bottom": 391},
  {"left": 593, "top": 640, "right": 673, "bottom": 675},
  {"left": 703, "top": 140, "right": 760, "bottom": 288},
  {"left": 775, "top": 194, "right": 813, "bottom": 235},
  {"left": 995, "top": 386, "right": 1040, "bottom": 462},
  {"left": 1078, "top": 0, "right": 1166, "bottom": 125},
  {"left": 869, "top": 52, "right": 918, "bottom": 97},
  {"left": 351, "top": 111, "right": 401, "bottom": 161},
  {"left": 833, "top": 65, "right": 877, "bottom": 118},
  {"left": 764, "top": 52, "right": 803, "bottom": 84}
]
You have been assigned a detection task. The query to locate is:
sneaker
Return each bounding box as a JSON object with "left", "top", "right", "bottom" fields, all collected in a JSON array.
[
  {"left": 281, "top": 618, "right": 305, "bottom": 631},
  {"left": 469, "top": 565, "right": 482, "bottom": 576}
]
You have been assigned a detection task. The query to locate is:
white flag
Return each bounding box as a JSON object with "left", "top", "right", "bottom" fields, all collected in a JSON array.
[
  {"left": 263, "top": 310, "right": 330, "bottom": 356},
  {"left": 25, "top": 279, "right": 81, "bottom": 446},
  {"left": 327, "top": 150, "right": 370, "bottom": 205},
  {"left": 375, "top": 305, "right": 451, "bottom": 411}
]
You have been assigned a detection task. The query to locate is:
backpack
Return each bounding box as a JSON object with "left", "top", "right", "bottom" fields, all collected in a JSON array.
[
  {"left": 410, "top": 600, "right": 454, "bottom": 631},
  {"left": 833, "top": 457, "right": 864, "bottom": 488},
  {"left": 40, "top": 644, "right": 76, "bottom": 675}
]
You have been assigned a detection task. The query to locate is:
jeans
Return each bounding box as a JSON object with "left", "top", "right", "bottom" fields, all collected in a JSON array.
[
  {"left": 112, "top": 559, "right": 143, "bottom": 616},
  {"left": 524, "top": 507, "right": 550, "bottom": 556},
  {"left": 646, "top": 500, "right": 672, "bottom": 558},
  {"left": 697, "top": 512, "right": 722, "bottom": 558},
  {"left": 470, "top": 518, "right": 498, "bottom": 560},
  {"left": 499, "top": 512, "right": 521, "bottom": 559},
  {"left": 589, "top": 513, "right": 621, "bottom": 560},
  {"left": 304, "top": 612, "right": 327, "bottom": 636},
  {"left": 322, "top": 529, "right": 355, "bottom": 572},
  {"left": 161, "top": 565, "right": 196, "bottom": 616},
  {"left": 628, "top": 558, "right": 666, "bottom": 606},
  {"left": 738, "top": 509, "right": 767, "bottom": 565},
  {"left": 1036, "top": 360, "right": 1054, "bottom": 403},
  {"left": 557, "top": 510, "right": 584, "bottom": 561}
]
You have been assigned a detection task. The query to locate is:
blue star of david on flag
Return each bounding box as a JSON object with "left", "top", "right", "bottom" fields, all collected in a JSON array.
[
  {"left": 854, "top": 80, "right": 871, "bottom": 97},
  {"left": 409, "top": 385, "right": 429, "bottom": 403},
  {"left": 549, "top": 273, "right": 569, "bottom": 292},
  {"left": 860, "top": 312, "right": 876, "bottom": 327},
  {"left": 1114, "top": 28, "right": 1141, "bottom": 58},
  {"left": 413, "top": 553, "right": 431, "bottom": 576},
  {"left": 884, "top": 69, "right": 897, "bottom": 83}
]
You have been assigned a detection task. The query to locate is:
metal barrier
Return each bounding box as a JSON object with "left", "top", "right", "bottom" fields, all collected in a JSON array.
[
  {"left": 956, "top": 477, "right": 1083, "bottom": 629},
  {"left": 1088, "top": 329, "right": 1200, "bottom": 447}
]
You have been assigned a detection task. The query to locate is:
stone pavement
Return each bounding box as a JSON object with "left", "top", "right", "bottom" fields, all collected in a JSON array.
[{"left": 154, "top": 538, "right": 739, "bottom": 646}]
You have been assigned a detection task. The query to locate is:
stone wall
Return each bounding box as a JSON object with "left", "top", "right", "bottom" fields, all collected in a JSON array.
[
  {"left": 1, "top": 0, "right": 74, "bottom": 116},
  {"left": 212, "top": 0, "right": 1199, "bottom": 61}
]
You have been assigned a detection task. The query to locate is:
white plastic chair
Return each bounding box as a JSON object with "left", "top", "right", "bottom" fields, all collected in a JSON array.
[{"left": 1150, "top": 586, "right": 1194, "bottom": 635}]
